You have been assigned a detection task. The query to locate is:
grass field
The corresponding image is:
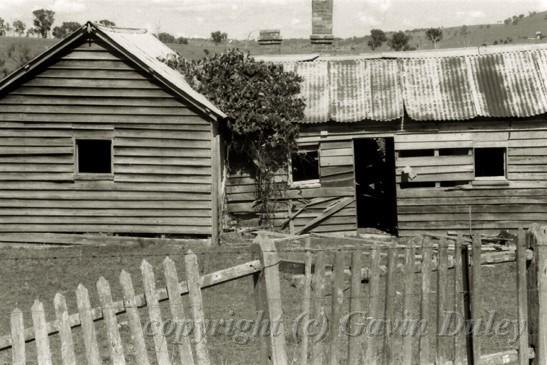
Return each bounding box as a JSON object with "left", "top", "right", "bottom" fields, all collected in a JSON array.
[{"left": 0, "top": 240, "right": 520, "bottom": 364}]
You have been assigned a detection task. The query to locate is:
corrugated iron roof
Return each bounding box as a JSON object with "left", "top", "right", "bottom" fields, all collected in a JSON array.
[
  {"left": 96, "top": 25, "right": 226, "bottom": 119},
  {"left": 274, "top": 44, "right": 547, "bottom": 123}
]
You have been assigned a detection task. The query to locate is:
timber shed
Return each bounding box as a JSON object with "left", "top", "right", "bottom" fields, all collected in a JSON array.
[
  {"left": 0, "top": 22, "right": 225, "bottom": 242},
  {"left": 227, "top": 45, "right": 547, "bottom": 237}
]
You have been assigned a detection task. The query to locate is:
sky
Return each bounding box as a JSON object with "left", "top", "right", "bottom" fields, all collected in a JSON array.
[{"left": 1, "top": 0, "right": 547, "bottom": 39}]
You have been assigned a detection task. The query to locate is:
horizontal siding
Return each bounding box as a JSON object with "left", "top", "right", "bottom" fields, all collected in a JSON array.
[{"left": 0, "top": 39, "right": 214, "bottom": 236}]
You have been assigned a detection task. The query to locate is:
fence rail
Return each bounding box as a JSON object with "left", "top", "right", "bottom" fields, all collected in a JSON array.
[{"left": 1, "top": 227, "right": 545, "bottom": 364}]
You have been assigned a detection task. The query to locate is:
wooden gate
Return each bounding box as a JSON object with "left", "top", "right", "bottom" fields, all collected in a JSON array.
[{"left": 280, "top": 232, "right": 533, "bottom": 365}]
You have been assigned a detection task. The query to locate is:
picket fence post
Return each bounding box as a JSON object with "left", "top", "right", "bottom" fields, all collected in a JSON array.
[
  {"left": 528, "top": 224, "right": 547, "bottom": 365},
  {"left": 253, "top": 236, "right": 288, "bottom": 365}
]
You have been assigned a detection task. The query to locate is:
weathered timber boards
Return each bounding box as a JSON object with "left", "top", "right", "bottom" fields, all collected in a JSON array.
[{"left": 0, "top": 38, "right": 215, "bottom": 236}]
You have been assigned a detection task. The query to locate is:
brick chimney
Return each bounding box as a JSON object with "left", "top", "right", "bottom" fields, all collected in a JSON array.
[
  {"left": 258, "top": 30, "right": 282, "bottom": 46},
  {"left": 310, "top": 0, "right": 334, "bottom": 44}
]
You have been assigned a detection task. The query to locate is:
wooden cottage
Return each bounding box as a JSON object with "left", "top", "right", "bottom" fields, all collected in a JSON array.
[
  {"left": 227, "top": 45, "right": 547, "bottom": 237},
  {"left": 0, "top": 22, "right": 225, "bottom": 242}
]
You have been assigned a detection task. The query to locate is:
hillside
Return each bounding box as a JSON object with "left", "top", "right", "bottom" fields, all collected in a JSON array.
[{"left": 1, "top": 10, "right": 547, "bottom": 76}]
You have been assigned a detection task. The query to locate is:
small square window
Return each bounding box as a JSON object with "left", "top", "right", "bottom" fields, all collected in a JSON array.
[
  {"left": 474, "top": 147, "right": 506, "bottom": 178},
  {"left": 76, "top": 139, "right": 112, "bottom": 174},
  {"left": 291, "top": 148, "right": 319, "bottom": 183}
]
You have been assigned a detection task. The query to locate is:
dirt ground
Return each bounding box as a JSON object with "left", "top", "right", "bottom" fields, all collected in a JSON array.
[{"left": 0, "top": 240, "right": 519, "bottom": 364}]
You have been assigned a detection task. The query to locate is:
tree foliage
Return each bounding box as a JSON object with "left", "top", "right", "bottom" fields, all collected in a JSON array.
[
  {"left": 52, "top": 21, "right": 81, "bottom": 39},
  {"left": 1, "top": 43, "right": 32, "bottom": 77},
  {"left": 389, "top": 31, "right": 411, "bottom": 51},
  {"left": 168, "top": 49, "right": 305, "bottom": 225},
  {"left": 367, "top": 29, "right": 387, "bottom": 50},
  {"left": 98, "top": 19, "right": 116, "bottom": 27},
  {"left": 13, "top": 20, "right": 26, "bottom": 36},
  {"left": 0, "top": 18, "right": 6, "bottom": 36},
  {"left": 211, "top": 31, "right": 228, "bottom": 44},
  {"left": 425, "top": 28, "right": 443, "bottom": 48},
  {"left": 33, "top": 9, "right": 55, "bottom": 38}
]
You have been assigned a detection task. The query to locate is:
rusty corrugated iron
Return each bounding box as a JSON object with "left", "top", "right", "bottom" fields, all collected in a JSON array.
[{"left": 279, "top": 46, "right": 547, "bottom": 123}]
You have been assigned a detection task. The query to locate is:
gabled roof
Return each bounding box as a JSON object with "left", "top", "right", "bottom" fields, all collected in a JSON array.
[
  {"left": 259, "top": 43, "right": 547, "bottom": 124},
  {"left": 0, "top": 22, "right": 226, "bottom": 121}
]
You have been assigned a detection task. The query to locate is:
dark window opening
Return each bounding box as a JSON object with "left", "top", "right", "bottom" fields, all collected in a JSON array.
[
  {"left": 77, "top": 139, "right": 112, "bottom": 174},
  {"left": 398, "top": 149, "right": 434, "bottom": 158},
  {"left": 291, "top": 148, "right": 319, "bottom": 182},
  {"left": 400, "top": 181, "right": 436, "bottom": 189},
  {"left": 474, "top": 148, "right": 506, "bottom": 178},
  {"left": 439, "top": 148, "right": 470, "bottom": 156}
]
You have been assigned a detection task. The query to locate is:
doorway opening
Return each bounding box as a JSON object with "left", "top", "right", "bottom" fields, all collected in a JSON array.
[{"left": 354, "top": 138, "right": 398, "bottom": 235}]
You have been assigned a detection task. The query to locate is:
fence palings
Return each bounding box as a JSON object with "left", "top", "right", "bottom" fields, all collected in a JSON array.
[
  {"left": 32, "top": 300, "right": 52, "bottom": 365},
  {"left": 516, "top": 229, "right": 529, "bottom": 365},
  {"left": 454, "top": 237, "right": 464, "bottom": 365},
  {"left": 383, "top": 242, "right": 397, "bottom": 365},
  {"left": 54, "top": 293, "right": 76, "bottom": 365},
  {"left": 119, "top": 270, "right": 151, "bottom": 365},
  {"left": 311, "top": 251, "right": 327, "bottom": 365},
  {"left": 97, "top": 277, "right": 126, "bottom": 365},
  {"left": 471, "top": 236, "right": 482, "bottom": 363},
  {"left": 365, "top": 244, "right": 382, "bottom": 365},
  {"left": 299, "top": 237, "right": 313, "bottom": 365},
  {"left": 401, "top": 241, "right": 416, "bottom": 365},
  {"left": 76, "top": 284, "right": 101, "bottom": 365},
  {"left": 185, "top": 251, "right": 211, "bottom": 365},
  {"left": 10, "top": 308, "right": 25, "bottom": 365},
  {"left": 420, "top": 238, "right": 433, "bottom": 364},
  {"left": 328, "top": 251, "right": 345, "bottom": 365},
  {"left": 348, "top": 250, "right": 363, "bottom": 365},
  {"left": 437, "top": 238, "right": 449, "bottom": 364},
  {"left": 164, "top": 257, "right": 195, "bottom": 365}
]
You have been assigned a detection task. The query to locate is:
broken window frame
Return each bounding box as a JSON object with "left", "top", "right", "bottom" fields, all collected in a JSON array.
[
  {"left": 289, "top": 145, "right": 320, "bottom": 188},
  {"left": 74, "top": 133, "right": 114, "bottom": 180},
  {"left": 473, "top": 146, "right": 507, "bottom": 181}
]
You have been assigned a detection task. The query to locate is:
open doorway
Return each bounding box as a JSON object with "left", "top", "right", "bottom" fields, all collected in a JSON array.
[{"left": 354, "top": 138, "right": 398, "bottom": 235}]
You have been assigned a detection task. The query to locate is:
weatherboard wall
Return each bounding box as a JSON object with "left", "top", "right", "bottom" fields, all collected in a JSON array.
[
  {"left": 0, "top": 39, "right": 215, "bottom": 236},
  {"left": 227, "top": 120, "right": 547, "bottom": 236}
]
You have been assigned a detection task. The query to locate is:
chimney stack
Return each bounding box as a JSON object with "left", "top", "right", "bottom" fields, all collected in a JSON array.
[
  {"left": 258, "top": 29, "right": 282, "bottom": 46},
  {"left": 310, "top": 0, "right": 334, "bottom": 45}
]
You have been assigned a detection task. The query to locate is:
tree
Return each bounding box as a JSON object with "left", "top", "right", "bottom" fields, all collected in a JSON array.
[
  {"left": 425, "top": 28, "right": 443, "bottom": 48},
  {"left": 13, "top": 20, "right": 26, "bottom": 36},
  {"left": 52, "top": 21, "right": 81, "bottom": 39},
  {"left": 0, "top": 18, "right": 6, "bottom": 36},
  {"left": 168, "top": 49, "right": 305, "bottom": 225},
  {"left": 33, "top": 9, "right": 55, "bottom": 38},
  {"left": 367, "top": 29, "right": 387, "bottom": 50},
  {"left": 157, "top": 32, "right": 176, "bottom": 43},
  {"left": 98, "top": 19, "right": 116, "bottom": 27},
  {"left": 211, "top": 31, "right": 228, "bottom": 44},
  {"left": 176, "top": 36, "right": 188, "bottom": 45},
  {"left": 389, "top": 31, "right": 411, "bottom": 51}
]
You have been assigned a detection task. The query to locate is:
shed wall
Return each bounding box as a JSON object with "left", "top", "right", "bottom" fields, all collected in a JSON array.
[{"left": 0, "top": 40, "right": 214, "bottom": 235}]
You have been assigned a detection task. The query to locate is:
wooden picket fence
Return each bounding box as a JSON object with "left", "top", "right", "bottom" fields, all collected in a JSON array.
[
  {"left": 2, "top": 227, "right": 547, "bottom": 364},
  {"left": 0, "top": 239, "right": 288, "bottom": 365}
]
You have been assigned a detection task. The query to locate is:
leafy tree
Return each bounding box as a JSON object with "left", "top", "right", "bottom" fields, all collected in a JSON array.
[
  {"left": 168, "top": 49, "right": 305, "bottom": 225},
  {"left": 176, "top": 36, "right": 188, "bottom": 45},
  {"left": 504, "top": 18, "right": 512, "bottom": 25},
  {"left": 367, "top": 29, "right": 387, "bottom": 50},
  {"left": 0, "top": 18, "right": 6, "bottom": 36},
  {"left": 52, "top": 21, "right": 81, "bottom": 39},
  {"left": 211, "top": 31, "right": 228, "bottom": 44},
  {"left": 98, "top": 19, "right": 116, "bottom": 27},
  {"left": 389, "top": 31, "right": 411, "bottom": 51},
  {"left": 157, "top": 32, "right": 176, "bottom": 43},
  {"left": 1, "top": 43, "right": 33, "bottom": 77},
  {"left": 425, "top": 28, "right": 443, "bottom": 48},
  {"left": 33, "top": 9, "right": 55, "bottom": 38},
  {"left": 13, "top": 20, "right": 26, "bottom": 36}
]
